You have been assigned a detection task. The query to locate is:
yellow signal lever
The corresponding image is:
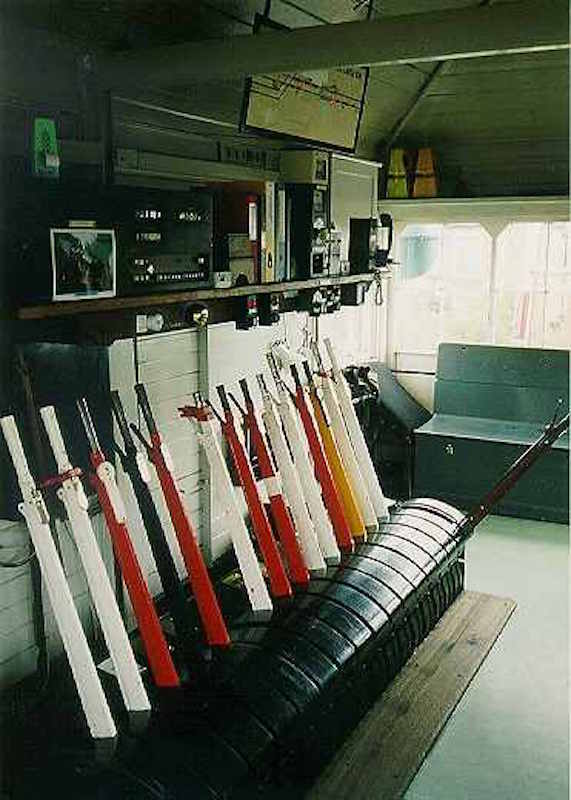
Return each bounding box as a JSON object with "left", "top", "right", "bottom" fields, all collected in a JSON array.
[{"left": 302, "top": 362, "right": 366, "bottom": 541}]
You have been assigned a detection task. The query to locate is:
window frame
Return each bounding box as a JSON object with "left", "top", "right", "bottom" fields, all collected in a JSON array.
[{"left": 380, "top": 196, "right": 569, "bottom": 366}]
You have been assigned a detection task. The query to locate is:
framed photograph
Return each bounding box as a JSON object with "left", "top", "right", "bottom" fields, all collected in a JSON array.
[{"left": 50, "top": 228, "right": 116, "bottom": 301}]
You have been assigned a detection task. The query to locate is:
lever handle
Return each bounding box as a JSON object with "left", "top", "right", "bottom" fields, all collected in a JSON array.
[
  {"left": 310, "top": 340, "right": 325, "bottom": 373},
  {"left": 110, "top": 391, "right": 135, "bottom": 448},
  {"left": 323, "top": 338, "right": 341, "bottom": 376},
  {"left": 302, "top": 360, "right": 315, "bottom": 388},
  {"left": 40, "top": 406, "right": 72, "bottom": 473},
  {"left": 77, "top": 398, "right": 101, "bottom": 453},
  {"left": 266, "top": 351, "right": 283, "bottom": 389},
  {"left": 239, "top": 378, "right": 254, "bottom": 408},
  {"left": 134, "top": 384, "right": 157, "bottom": 435},
  {"left": 216, "top": 385, "right": 231, "bottom": 416},
  {"left": 290, "top": 364, "right": 302, "bottom": 389},
  {"left": 0, "top": 415, "right": 35, "bottom": 488},
  {"left": 256, "top": 374, "right": 269, "bottom": 398}
]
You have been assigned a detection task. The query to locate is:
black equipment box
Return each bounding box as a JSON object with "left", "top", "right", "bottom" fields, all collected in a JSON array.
[
  {"left": 349, "top": 214, "right": 393, "bottom": 273},
  {"left": 348, "top": 217, "right": 373, "bottom": 273},
  {"left": 347, "top": 363, "right": 431, "bottom": 500},
  {"left": 118, "top": 188, "right": 213, "bottom": 294},
  {"left": 4, "top": 181, "right": 214, "bottom": 306},
  {"left": 288, "top": 184, "right": 330, "bottom": 279}
]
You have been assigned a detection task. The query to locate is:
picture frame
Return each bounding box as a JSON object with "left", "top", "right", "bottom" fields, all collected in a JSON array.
[
  {"left": 50, "top": 228, "right": 116, "bottom": 301},
  {"left": 240, "top": 14, "right": 369, "bottom": 154}
]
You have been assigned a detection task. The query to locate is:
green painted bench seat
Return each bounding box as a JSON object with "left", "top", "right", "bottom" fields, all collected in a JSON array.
[{"left": 414, "top": 344, "right": 569, "bottom": 523}]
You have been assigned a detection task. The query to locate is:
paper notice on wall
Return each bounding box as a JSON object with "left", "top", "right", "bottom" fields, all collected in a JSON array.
[{"left": 248, "top": 202, "right": 258, "bottom": 242}]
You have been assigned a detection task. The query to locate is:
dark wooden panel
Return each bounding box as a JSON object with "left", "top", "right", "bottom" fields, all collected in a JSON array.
[
  {"left": 297, "top": 0, "right": 361, "bottom": 23},
  {"left": 369, "top": 65, "right": 436, "bottom": 89},
  {"left": 449, "top": 166, "right": 569, "bottom": 196},
  {"left": 111, "top": 84, "right": 244, "bottom": 129},
  {"left": 411, "top": 94, "right": 566, "bottom": 124},
  {"left": 420, "top": 88, "right": 567, "bottom": 117},
  {"left": 446, "top": 48, "right": 570, "bottom": 74},
  {"left": 441, "top": 138, "right": 569, "bottom": 161},
  {"left": 1, "top": 0, "right": 250, "bottom": 47},
  {"left": 374, "top": 0, "right": 478, "bottom": 14},
  {"left": 307, "top": 591, "right": 517, "bottom": 800},
  {"left": 428, "top": 67, "right": 568, "bottom": 96}
]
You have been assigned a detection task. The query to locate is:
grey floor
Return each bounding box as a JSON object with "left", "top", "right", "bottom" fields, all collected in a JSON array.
[{"left": 404, "top": 515, "right": 569, "bottom": 800}]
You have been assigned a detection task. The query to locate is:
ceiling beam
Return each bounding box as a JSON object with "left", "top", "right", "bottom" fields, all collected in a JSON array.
[{"left": 101, "top": 0, "right": 570, "bottom": 90}]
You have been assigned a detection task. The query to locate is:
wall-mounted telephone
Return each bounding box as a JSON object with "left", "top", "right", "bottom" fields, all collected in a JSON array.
[{"left": 348, "top": 213, "right": 394, "bottom": 274}]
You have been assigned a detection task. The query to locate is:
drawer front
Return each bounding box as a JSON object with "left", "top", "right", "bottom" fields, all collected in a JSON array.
[{"left": 415, "top": 432, "right": 569, "bottom": 522}]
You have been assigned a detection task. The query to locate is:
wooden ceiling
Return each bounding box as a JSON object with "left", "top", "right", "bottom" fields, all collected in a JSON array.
[
  {"left": 0, "top": 0, "right": 518, "bottom": 43},
  {"left": 0, "top": 0, "right": 530, "bottom": 41},
  {"left": 1, "top": 0, "right": 568, "bottom": 196}
]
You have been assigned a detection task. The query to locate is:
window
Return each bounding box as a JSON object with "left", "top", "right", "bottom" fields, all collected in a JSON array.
[
  {"left": 392, "top": 223, "right": 492, "bottom": 354},
  {"left": 545, "top": 222, "right": 571, "bottom": 349},
  {"left": 390, "top": 218, "right": 570, "bottom": 359},
  {"left": 493, "top": 222, "right": 571, "bottom": 348},
  {"left": 493, "top": 223, "right": 549, "bottom": 347}
]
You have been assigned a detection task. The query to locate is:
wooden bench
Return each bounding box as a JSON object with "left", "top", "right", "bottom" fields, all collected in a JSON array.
[{"left": 414, "top": 343, "right": 569, "bottom": 523}]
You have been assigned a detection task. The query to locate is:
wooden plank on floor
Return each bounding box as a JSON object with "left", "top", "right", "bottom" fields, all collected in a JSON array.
[{"left": 307, "top": 591, "right": 516, "bottom": 800}]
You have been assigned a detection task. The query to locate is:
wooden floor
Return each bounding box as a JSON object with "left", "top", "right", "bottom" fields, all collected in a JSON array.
[{"left": 307, "top": 591, "right": 517, "bottom": 800}]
